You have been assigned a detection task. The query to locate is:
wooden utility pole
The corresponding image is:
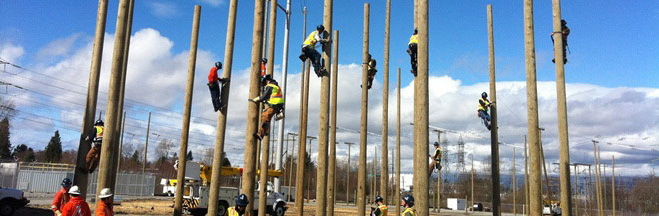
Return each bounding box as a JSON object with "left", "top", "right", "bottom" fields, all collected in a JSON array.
[
  {"left": 436, "top": 131, "right": 442, "bottom": 213},
  {"left": 611, "top": 155, "right": 616, "bottom": 216},
  {"left": 373, "top": 147, "right": 377, "bottom": 202},
  {"left": 143, "top": 112, "right": 150, "bottom": 175},
  {"left": 327, "top": 29, "right": 339, "bottom": 216},
  {"left": 524, "top": 136, "right": 530, "bottom": 215},
  {"left": 173, "top": 6, "right": 201, "bottom": 215},
  {"left": 471, "top": 154, "right": 474, "bottom": 209},
  {"left": 513, "top": 146, "right": 517, "bottom": 216},
  {"left": 380, "top": 0, "right": 391, "bottom": 204},
  {"left": 116, "top": 111, "right": 126, "bottom": 175},
  {"left": 315, "top": 0, "right": 334, "bottom": 213},
  {"left": 395, "top": 67, "right": 401, "bottom": 214},
  {"left": 413, "top": 0, "right": 430, "bottom": 215},
  {"left": 357, "top": 4, "right": 370, "bottom": 215},
  {"left": 294, "top": 6, "right": 309, "bottom": 214},
  {"left": 74, "top": 0, "right": 108, "bottom": 199},
  {"left": 574, "top": 164, "right": 578, "bottom": 215},
  {"left": 540, "top": 128, "right": 552, "bottom": 200},
  {"left": 551, "top": 0, "right": 573, "bottom": 215},
  {"left": 207, "top": 0, "right": 238, "bottom": 214},
  {"left": 96, "top": 0, "right": 130, "bottom": 200},
  {"left": 523, "top": 0, "right": 543, "bottom": 213},
  {"left": 287, "top": 133, "right": 296, "bottom": 202},
  {"left": 345, "top": 142, "right": 354, "bottom": 205},
  {"left": 242, "top": 0, "right": 267, "bottom": 212},
  {"left": 593, "top": 140, "right": 603, "bottom": 216},
  {"left": 110, "top": 0, "right": 135, "bottom": 192},
  {"left": 487, "top": 5, "right": 501, "bottom": 215},
  {"left": 258, "top": 0, "right": 277, "bottom": 214}
]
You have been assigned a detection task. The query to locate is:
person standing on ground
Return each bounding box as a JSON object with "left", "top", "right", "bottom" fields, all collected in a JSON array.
[
  {"left": 226, "top": 194, "right": 249, "bottom": 216},
  {"left": 61, "top": 185, "right": 91, "bottom": 216},
  {"left": 95, "top": 188, "right": 113, "bottom": 216},
  {"left": 208, "top": 62, "right": 230, "bottom": 112},
  {"left": 299, "top": 25, "right": 331, "bottom": 77},
  {"left": 370, "top": 196, "right": 388, "bottom": 216},
  {"left": 51, "top": 178, "right": 72, "bottom": 216},
  {"left": 250, "top": 75, "right": 285, "bottom": 141},
  {"left": 84, "top": 119, "right": 104, "bottom": 173},
  {"left": 401, "top": 195, "right": 416, "bottom": 216},
  {"left": 407, "top": 28, "right": 418, "bottom": 76},
  {"left": 478, "top": 92, "right": 494, "bottom": 130},
  {"left": 551, "top": 19, "right": 570, "bottom": 64},
  {"left": 428, "top": 142, "right": 442, "bottom": 174}
]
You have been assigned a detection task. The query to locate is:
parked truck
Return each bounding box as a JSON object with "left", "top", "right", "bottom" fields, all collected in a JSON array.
[{"left": 180, "top": 162, "right": 287, "bottom": 216}]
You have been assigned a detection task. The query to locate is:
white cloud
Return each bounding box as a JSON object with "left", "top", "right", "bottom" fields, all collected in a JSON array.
[
  {"left": 148, "top": 2, "right": 177, "bottom": 18},
  {"left": 0, "top": 42, "right": 24, "bottom": 62},
  {"left": 36, "top": 33, "right": 81, "bottom": 60},
  {"left": 200, "top": 0, "right": 224, "bottom": 7}
]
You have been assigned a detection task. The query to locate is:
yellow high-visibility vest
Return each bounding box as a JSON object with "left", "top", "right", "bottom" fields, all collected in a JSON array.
[
  {"left": 95, "top": 126, "right": 104, "bottom": 139},
  {"left": 434, "top": 148, "right": 442, "bottom": 161},
  {"left": 303, "top": 31, "right": 319, "bottom": 47},
  {"left": 227, "top": 207, "right": 241, "bottom": 216},
  {"left": 478, "top": 98, "right": 490, "bottom": 111},
  {"left": 402, "top": 207, "right": 416, "bottom": 216},
  {"left": 267, "top": 84, "right": 284, "bottom": 105},
  {"left": 408, "top": 35, "right": 418, "bottom": 45}
]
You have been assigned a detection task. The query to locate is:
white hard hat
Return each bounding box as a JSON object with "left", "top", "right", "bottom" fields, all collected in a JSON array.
[
  {"left": 99, "top": 188, "right": 113, "bottom": 198},
  {"left": 68, "top": 186, "right": 81, "bottom": 195}
]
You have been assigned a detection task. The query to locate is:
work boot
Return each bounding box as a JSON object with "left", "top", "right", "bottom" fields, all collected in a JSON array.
[
  {"left": 253, "top": 133, "right": 262, "bottom": 141},
  {"left": 299, "top": 54, "right": 307, "bottom": 62}
]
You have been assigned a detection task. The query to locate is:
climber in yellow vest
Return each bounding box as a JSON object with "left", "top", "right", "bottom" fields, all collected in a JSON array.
[
  {"left": 370, "top": 196, "right": 388, "bottom": 216},
  {"left": 250, "top": 75, "right": 285, "bottom": 141},
  {"left": 226, "top": 194, "right": 249, "bottom": 216},
  {"left": 84, "top": 119, "right": 104, "bottom": 173},
  {"left": 401, "top": 194, "right": 416, "bottom": 216},
  {"left": 407, "top": 28, "right": 418, "bottom": 76},
  {"left": 478, "top": 92, "right": 494, "bottom": 130},
  {"left": 428, "top": 142, "right": 442, "bottom": 174},
  {"left": 299, "top": 24, "right": 331, "bottom": 77}
]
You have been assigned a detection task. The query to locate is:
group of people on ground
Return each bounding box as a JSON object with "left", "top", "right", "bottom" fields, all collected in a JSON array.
[
  {"left": 51, "top": 178, "right": 114, "bottom": 216},
  {"left": 369, "top": 194, "right": 417, "bottom": 216}
]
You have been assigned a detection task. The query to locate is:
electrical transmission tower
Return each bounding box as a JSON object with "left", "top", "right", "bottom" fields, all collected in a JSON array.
[{"left": 457, "top": 135, "right": 465, "bottom": 172}]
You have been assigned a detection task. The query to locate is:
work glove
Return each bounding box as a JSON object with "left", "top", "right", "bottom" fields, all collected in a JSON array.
[{"left": 249, "top": 97, "right": 260, "bottom": 103}]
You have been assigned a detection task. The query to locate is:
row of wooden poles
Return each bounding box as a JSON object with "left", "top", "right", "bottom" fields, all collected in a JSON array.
[{"left": 67, "top": 0, "right": 609, "bottom": 215}]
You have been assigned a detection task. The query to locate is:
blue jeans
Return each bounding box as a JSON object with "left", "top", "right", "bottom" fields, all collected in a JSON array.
[{"left": 480, "top": 110, "right": 490, "bottom": 128}]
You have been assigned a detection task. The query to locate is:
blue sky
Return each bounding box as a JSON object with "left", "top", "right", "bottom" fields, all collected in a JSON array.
[
  {"left": 3, "top": 0, "right": 657, "bottom": 87},
  {"left": 1, "top": 0, "right": 658, "bottom": 176}
]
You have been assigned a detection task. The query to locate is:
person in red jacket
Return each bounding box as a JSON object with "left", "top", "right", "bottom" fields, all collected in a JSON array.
[
  {"left": 51, "top": 178, "right": 72, "bottom": 216},
  {"left": 95, "top": 188, "right": 113, "bottom": 216},
  {"left": 61, "top": 185, "right": 91, "bottom": 216},
  {"left": 208, "top": 62, "right": 230, "bottom": 112}
]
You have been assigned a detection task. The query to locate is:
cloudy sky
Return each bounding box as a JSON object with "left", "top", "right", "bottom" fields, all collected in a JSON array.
[{"left": 0, "top": 0, "right": 657, "bottom": 183}]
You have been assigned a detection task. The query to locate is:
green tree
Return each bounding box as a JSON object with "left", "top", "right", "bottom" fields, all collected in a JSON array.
[
  {"left": 186, "top": 150, "right": 193, "bottom": 161},
  {"left": 25, "top": 148, "right": 35, "bottom": 162},
  {"left": 0, "top": 117, "right": 12, "bottom": 159},
  {"left": 131, "top": 150, "right": 140, "bottom": 163},
  {"left": 44, "top": 130, "right": 62, "bottom": 163}
]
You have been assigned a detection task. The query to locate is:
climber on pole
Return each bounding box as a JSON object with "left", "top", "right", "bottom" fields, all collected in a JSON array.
[
  {"left": 299, "top": 24, "right": 331, "bottom": 77},
  {"left": 208, "top": 62, "right": 229, "bottom": 112},
  {"left": 551, "top": 19, "right": 570, "bottom": 64},
  {"left": 478, "top": 92, "right": 494, "bottom": 130}
]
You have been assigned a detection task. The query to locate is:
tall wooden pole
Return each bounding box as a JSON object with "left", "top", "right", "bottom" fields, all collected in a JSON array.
[
  {"left": 523, "top": 0, "right": 543, "bottom": 214},
  {"left": 96, "top": 0, "right": 129, "bottom": 199},
  {"left": 327, "top": 30, "right": 339, "bottom": 216},
  {"left": 437, "top": 132, "right": 441, "bottom": 213},
  {"left": 294, "top": 7, "right": 309, "bottom": 215},
  {"left": 143, "top": 112, "right": 150, "bottom": 176},
  {"left": 207, "top": 0, "right": 238, "bottom": 214},
  {"left": 395, "top": 67, "right": 401, "bottom": 214},
  {"left": 315, "top": 0, "right": 334, "bottom": 213},
  {"left": 357, "top": 4, "right": 370, "bottom": 215},
  {"left": 374, "top": 147, "right": 378, "bottom": 202},
  {"left": 413, "top": 0, "right": 430, "bottom": 215},
  {"left": 96, "top": 0, "right": 130, "bottom": 200},
  {"left": 551, "top": 0, "right": 573, "bottom": 215},
  {"left": 274, "top": 0, "right": 292, "bottom": 194},
  {"left": 74, "top": 0, "right": 108, "bottom": 199},
  {"left": 540, "top": 129, "right": 552, "bottom": 200},
  {"left": 173, "top": 6, "right": 201, "bottom": 215},
  {"left": 471, "top": 154, "right": 474, "bottom": 209},
  {"left": 574, "top": 164, "right": 578, "bottom": 215},
  {"left": 513, "top": 146, "right": 517, "bottom": 216},
  {"left": 294, "top": 62, "right": 310, "bottom": 215},
  {"left": 287, "top": 134, "right": 296, "bottom": 202},
  {"left": 593, "top": 141, "right": 603, "bottom": 216},
  {"left": 380, "top": 0, "right": 391, "bottom": 204},
  {"left": 242, "top": 0, "right": 267, "bottom": 212},
  {"left": 525, "top": 136, "right": 530, "bottom": 215},
  {"left": 110, "top": 0, "right": 135, "bottom": 192},
  {"left": 258, "top": 0, "right": 278, "bottom": 214},
  {"left": 345, "top": 142, "right": 354, "bottom": 204},
  {"left": 487, "top": 5, "right": 501, "bottom": 215},
  {"left": 116, "top": 111, "right": 126, "bottom": 176},
  {"left": 611, "top": 156, "right": 616, "bottom": 216}
]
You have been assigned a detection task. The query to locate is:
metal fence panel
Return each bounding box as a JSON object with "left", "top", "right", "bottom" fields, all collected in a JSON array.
[{"left": 17, "top": 169, "right": 155, "bottom": 196}]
